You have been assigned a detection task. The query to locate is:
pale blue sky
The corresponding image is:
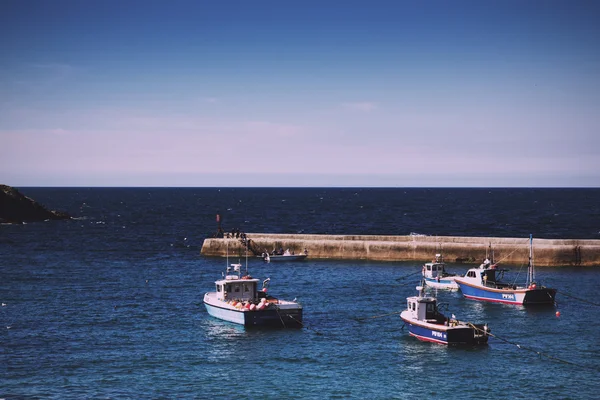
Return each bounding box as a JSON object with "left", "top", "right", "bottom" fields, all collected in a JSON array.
[{"left": 1, "top": 0, "right": 599, "bottom": 187}]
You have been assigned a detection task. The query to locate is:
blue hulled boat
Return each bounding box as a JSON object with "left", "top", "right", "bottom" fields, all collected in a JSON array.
[
  {"left": 454, "top": 235, "right": 556, "bottom": 306},
  {"left": 400, "top": 283, "right": 490, "bottom": 345}
]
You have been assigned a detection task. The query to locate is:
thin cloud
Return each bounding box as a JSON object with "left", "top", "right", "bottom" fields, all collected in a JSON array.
[
  {"left": 48, "top": 128, "right": 70, "bottom": 136},
  {"left": 242, "top": 120, "right": 303, "bottom": 138},
  {"left": 29, "top": 63, "right": 75, "bottom": 75},
  {"left": 4, "top": 62, "right": 77, "bottom": 90},
  {"left": 341, "top": 102, "right": 378, "bottom": 112}
]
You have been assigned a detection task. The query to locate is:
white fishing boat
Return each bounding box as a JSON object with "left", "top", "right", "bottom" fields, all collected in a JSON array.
[
  {"left": 204, "top": 243, "right": 302, "bottom": 327},
  {"left": 262, "top": 248, "right": 308, "bottom": 263},
  {"left": 421, "top": 253, "right": 459, "bottom": 290}
]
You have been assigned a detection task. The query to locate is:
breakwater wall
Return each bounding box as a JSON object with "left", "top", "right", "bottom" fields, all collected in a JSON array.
[{"left": 201, "top": 233, "right": 600, "bottom": 266}]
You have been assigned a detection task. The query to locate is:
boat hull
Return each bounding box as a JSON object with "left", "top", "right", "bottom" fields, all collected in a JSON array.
[
  {"left": 455, "top": 280, "right": 556, "bottom": 305},
  {"left": 423, "top": 276, "right": 459, "bottom": 290},
  {"left": 263, "top": 254, "right": 308, "bottom": 262},
  {"left": 400, "top": 312, "right": 488, "bottom": 345},
  {"left": 204, "top": 296, "right": 303, "bottom": 328}
]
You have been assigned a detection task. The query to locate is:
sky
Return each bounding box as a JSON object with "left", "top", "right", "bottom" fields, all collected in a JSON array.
[{"left": 1, "top": 0, "right": 599, "bottom": 187}]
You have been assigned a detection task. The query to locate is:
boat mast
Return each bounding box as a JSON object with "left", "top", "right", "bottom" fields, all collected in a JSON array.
[
  {"left": 528, "top": 234, "right": 534, "bottom": 285},
  {"left": 487, "top": 242, "right": 494, "bottom": 264}
]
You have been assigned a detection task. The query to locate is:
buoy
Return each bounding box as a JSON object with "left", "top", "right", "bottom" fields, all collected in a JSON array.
[
  {"left": 556, "top": 311, "right": 561, "bottom": 318},
  {"left": 250, "top": 304, "right": 256, "bottom": 311}
]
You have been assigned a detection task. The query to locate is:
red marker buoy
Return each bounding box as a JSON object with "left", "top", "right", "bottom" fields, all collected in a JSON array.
[{"left": 555, "top": 311, "right": 561, "bottom": 318}]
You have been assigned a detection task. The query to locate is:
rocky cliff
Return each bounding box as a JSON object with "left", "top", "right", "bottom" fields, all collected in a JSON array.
[{"left": 0, "top": 184, "right": 71, "bottom": 224}]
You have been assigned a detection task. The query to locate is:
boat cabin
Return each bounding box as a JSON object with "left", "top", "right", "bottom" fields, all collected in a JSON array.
[
  {"left": 214, "top": 277, "right": 260, "bottom": 302},
  {"left": 406, "top": 295, "right": 445, "bottom": 323},
  {"left": 462, "top": 266, "right": 510, "bottom": 289},
  {"left": 423, "top": 262, "right": 447, "bottom": 279},
  {"left": 463, "top": 268, "right": 484, "bottom": 285},
  {"left": 214, "top": 263, "right": 260, "bottom": 302}
]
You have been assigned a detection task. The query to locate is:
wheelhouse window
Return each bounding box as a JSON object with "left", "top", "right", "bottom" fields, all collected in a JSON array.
[
  {"left": 425, "top": 302, "right": 435, "bottom": 319},
  {"left": 216, "top": 285, "right": 222, "bottom": 292}
]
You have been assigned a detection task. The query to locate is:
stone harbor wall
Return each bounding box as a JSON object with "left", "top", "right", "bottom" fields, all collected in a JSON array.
[{"left": 201, "top": 233, "right": 600, "bottom": 266}]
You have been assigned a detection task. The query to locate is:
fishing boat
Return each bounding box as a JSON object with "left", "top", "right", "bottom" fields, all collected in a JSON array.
[
  {"left": 400, "top": 282, "right": 490, "bottom": 345},
  {"left": 203, "top": 246, "right": 303, "bottom": 327},
  {"left": 421, "top": 253, "right": 459, "bottom": 290},
  {"left": 454, "top": 235, "right": 556, "bottom": 306},
  {"left": 262, "top": 248, "right": 308, "bottom": 263}
]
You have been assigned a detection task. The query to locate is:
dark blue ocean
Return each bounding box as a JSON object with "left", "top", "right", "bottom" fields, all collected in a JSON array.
[{"left": 2, "top": 188, "right": 600, "bottom": 399}]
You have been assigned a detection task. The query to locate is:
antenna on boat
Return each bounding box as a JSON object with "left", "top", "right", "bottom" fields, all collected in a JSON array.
[
  {"left": 416, "top": 278, "right": 426, "bottom": 297},
  {"left": 528, "top": 234, "right": 534, "bottom": 285}
]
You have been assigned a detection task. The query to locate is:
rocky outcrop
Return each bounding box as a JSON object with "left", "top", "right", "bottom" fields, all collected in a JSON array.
[{"left": 0, "top": 184, "right": 71, "bottom": 224}]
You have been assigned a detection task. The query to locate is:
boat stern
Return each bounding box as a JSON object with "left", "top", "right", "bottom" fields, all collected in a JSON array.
[
  {"left": 523, "top": 287, "right": 557, "bottom": 305},
  {"left": 446, "top": 323, "right": 490, "bottom": 345}
]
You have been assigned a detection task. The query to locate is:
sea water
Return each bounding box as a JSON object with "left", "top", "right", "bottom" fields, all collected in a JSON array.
[{"left": 1, "top": 188, "right": 600, "bottom": 399}]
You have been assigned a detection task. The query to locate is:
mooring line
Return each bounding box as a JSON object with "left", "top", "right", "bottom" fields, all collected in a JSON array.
[
  {"left": 558, "top": 290, "right": 600, "bottom": 307},
  {"left": 286, "top": 314, "right": 324, "bottom": 336},
  {"left": 355, "top": 310, "right": 403, "bottom": 322},
  {"left": 395, "top": 270, "right": 422, "bottom": 282},
  {"left": 468, "top": 323, "right": 599, "bottom": 371}
]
